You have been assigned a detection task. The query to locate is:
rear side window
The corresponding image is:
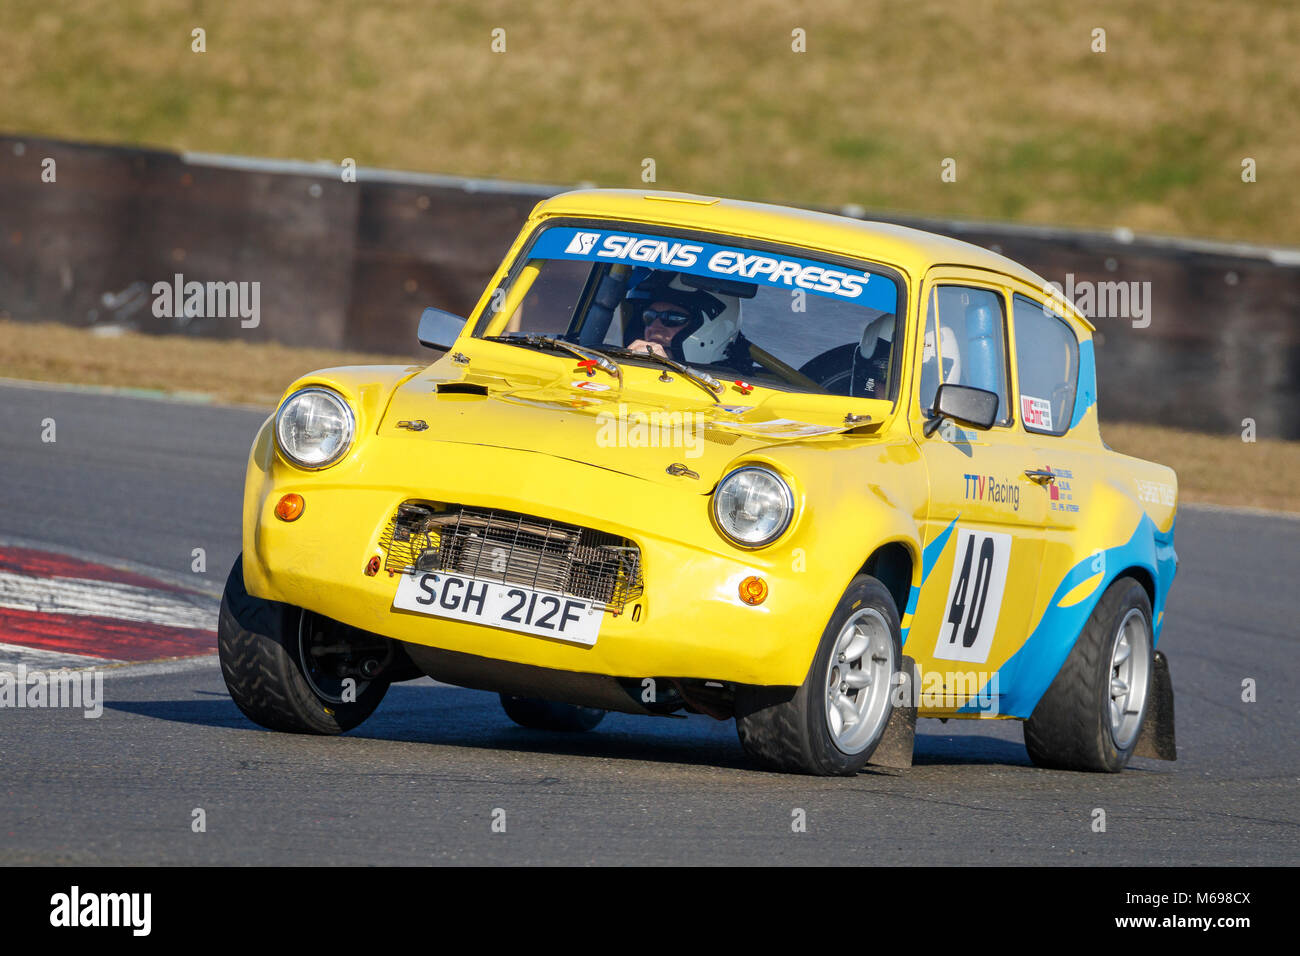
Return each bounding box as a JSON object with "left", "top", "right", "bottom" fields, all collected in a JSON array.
[{"left": 1013, "top": 294, "right": 1080, "bottom": 435}]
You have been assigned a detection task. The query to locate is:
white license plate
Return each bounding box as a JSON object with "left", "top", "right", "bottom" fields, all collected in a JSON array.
[{"left": 393, "top": 571, "right": 603, "bottom": 646}]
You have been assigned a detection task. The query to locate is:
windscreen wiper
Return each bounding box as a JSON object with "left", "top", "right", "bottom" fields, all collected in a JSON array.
[
  {"left": 605, "top": 345, "right": 725, "bottom": 403},
  {"left": 485, "top": 334, "right": 622, "bottom": 385}
]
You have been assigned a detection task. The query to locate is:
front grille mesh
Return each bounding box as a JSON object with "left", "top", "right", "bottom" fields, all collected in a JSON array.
[{"left": 379, "top": 502, "right": 643, "bottom": 613}]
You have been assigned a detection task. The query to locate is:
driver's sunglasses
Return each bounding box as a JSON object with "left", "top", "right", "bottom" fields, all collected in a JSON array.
[{"left": 642, "top": 307, "right": 692, "bottom": 328}]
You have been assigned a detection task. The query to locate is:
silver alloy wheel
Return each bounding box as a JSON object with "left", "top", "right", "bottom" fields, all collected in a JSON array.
[
  {"left": 822, "top": 608, "right": 896, "bottom": 755},
  {"left": 298, "top": 610, "right": 370, "bottom": 705},
  {"left": 1108, "top": 607, "right": 1151, "bottom": 750}
]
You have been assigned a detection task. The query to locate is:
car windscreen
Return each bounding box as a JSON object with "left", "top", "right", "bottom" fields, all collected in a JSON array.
[{"left": 476, "top": 224, "right": 903, "bottom": 399}]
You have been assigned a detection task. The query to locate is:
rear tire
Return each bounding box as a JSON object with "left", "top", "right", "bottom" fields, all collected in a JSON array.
[
  {"left": 217, "top": 556, "right": 389, "bottom": 735},
  {"left": 499, "top": 695, "right": 605, "bottom": 732},
  {"left": 1023, "top": 576, "right": 1154, "bottom": 772},
  {"left": 735, "top": 575, "right": 901, "bottom": 775}
]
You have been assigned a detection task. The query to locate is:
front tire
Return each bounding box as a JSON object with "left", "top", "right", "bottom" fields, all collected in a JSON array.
[
  {"left": 217, "top": 556, "right": 390, "bottom": 735},
  {"left": 1023, "top": 576, "right": 1154, "bottom": 772},
  {"left": 735, "top": 575, "right": 901, "bottom": 775},
  {"left": 499, "top": 695, "right": 605, "bottom": 732}
]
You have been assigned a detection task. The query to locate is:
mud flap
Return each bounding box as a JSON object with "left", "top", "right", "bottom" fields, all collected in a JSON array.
[
  {"left": 869, "top": 655, "right": 917, "bottom": 769},
  {"left": 1134, "top": 650, "right": 1176, "bottom": 761}
]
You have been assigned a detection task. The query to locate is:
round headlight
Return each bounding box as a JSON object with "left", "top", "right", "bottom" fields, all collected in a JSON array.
[
  {"left": 712, "top": 466, "right": 794, "bottom": 547},
  {"left": 275, "top": 387, "right": 355, "bottom": 469}
]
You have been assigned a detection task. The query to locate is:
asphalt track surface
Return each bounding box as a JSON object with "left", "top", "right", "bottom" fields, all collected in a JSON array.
[{"left": 0, "top": 381, "right": 1295, "bottom": 865}]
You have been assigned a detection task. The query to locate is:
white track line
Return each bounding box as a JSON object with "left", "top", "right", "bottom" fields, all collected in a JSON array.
[
  {"left": 0, "top": 571, "right": 218, "bottom": 630},
  {"left": 0, "top": 642, "right": 117, "bottom": 672},
  {"left": 98, "top": 655, "right": 219, "bottom": 679},
  {"left": 0, "top": 649, "right": 218, "bottom": 678}
]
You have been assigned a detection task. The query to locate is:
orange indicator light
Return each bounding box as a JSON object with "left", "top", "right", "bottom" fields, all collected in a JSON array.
[
  {"left": 274, "top": 493, "right": 305, "bottom": 521},
  {"left": 739, "top": 576, "right": 768, "bottom": 606}
]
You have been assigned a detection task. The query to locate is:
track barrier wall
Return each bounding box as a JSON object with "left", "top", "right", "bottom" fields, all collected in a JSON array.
[{"left": 2, "top": 134, "right": 1297, "bottom": 436}]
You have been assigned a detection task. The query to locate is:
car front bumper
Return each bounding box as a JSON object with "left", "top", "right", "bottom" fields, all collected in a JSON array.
[{"left": 241, "top": 425, "right": 834, "bottom": 688}]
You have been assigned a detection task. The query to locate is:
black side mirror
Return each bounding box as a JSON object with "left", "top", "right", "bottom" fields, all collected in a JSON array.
[
  {"left": 923, "top": 383, "right": 999, "bottom": 436},
  {"left": 418, "top": 307, "right": 466, "bottom": 351}
]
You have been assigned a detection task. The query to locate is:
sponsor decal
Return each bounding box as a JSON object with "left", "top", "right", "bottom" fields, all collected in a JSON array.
[
  {"left": 1045, "top": 466, "right": 1080, "bottom": 514},
  {"left": 962, "top": 473, "right": 1021, "bottom": 511},
  {"left": 571, "top": 380, "right": 610, "bottom": 391},
  {"left": 1135, "top": 478, "right": 1176, "bottom": 506},
  {"left": 937, "top": 420, "right": 977, "bottom": 443},
  {"left": 1020, "top": 393, "right": 1053, "bottom": 431},
  {"left": 564, "top": 231, "right": 600, "bottom": 255},
  {"left": 531, "top": 227, "right": 898, "bottom": 312}
]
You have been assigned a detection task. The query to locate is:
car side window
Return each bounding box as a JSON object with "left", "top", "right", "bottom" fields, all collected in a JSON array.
[
  {"left": 919, "top": 284, "right": 1011, "bottom": 424},
  {"left": 1012, "top": 294, "right": 1080, "bottom": 436}
]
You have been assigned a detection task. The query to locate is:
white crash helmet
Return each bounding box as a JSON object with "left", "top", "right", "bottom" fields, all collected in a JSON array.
[
  {"left": 858, "top": 312, "right": 893, "bottom": 359},
  {"left": 625, "top": 273, "right": 742, "bottom": 365}
]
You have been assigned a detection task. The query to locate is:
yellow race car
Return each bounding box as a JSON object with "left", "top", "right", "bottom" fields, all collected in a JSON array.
[{"left": 218, "top": 189, "right": 1179, "bottom": 776}]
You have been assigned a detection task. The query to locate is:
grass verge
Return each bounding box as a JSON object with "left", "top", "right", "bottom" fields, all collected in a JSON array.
[
  {"left": 0, "top": 320, "right": 419, "bottom": 408},
  {"left": 2, "top": 0, "right": 1298, "bottom": 245}
]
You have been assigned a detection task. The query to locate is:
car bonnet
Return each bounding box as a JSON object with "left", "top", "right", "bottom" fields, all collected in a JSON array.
[{"left": 380, "top": 368, "right": 885, "bottom": 490}]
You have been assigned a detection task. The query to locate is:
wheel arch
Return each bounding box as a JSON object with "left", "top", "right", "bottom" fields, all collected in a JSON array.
[
  {"left": 1112, "top": 564, "right": 1156, "bottom": 609},
  {"left": 742, "top": 438, "right": 927, "bottom": 658},
  {"left": 857, "top": 540, "right": 915, "bottom": 621}
]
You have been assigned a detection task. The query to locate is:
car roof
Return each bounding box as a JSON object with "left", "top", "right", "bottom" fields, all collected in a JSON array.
[{"left": 530, "top": 189, "right": 1089, "bottom": 326}]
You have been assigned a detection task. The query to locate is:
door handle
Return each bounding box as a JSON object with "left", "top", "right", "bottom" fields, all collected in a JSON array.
[{"left": 1024, "top": 469, "right": 1056, "bottom": 484}]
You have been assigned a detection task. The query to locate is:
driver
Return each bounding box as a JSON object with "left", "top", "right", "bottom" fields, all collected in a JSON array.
[
  {"left": 626, "top": 298, "right": 694, "bottom": 360},
  {"left": 623, "top": 274, "right": 756, "bottom": 373}
]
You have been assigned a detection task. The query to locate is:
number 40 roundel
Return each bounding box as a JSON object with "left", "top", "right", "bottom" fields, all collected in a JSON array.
[{"left": 933, "top": 529, "right": 1011, "bottom": 664}]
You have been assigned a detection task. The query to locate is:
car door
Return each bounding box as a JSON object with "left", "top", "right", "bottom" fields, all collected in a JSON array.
[{"left": 905, "top": 270, "right": 1047, "bottom": 715}]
